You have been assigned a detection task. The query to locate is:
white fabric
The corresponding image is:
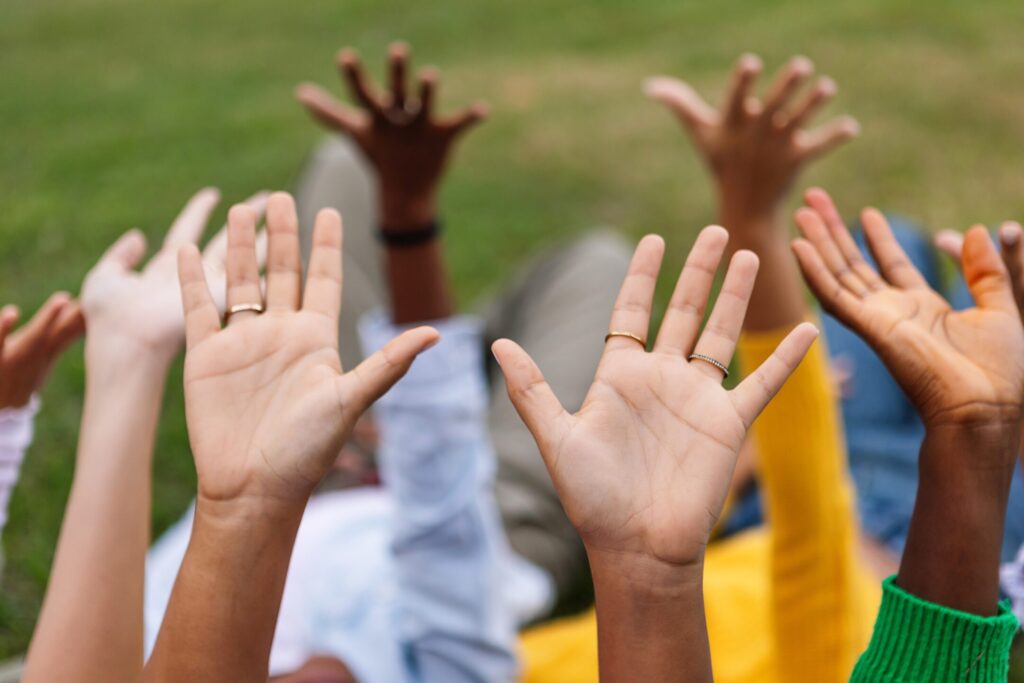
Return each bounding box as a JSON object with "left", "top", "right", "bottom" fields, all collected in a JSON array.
[{"left": 0, "top": 397, "right": 39, "bottom": 539}]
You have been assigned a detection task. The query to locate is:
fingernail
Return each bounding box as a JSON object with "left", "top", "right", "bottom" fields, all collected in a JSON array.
[{"left": 1001, "top": 222, "right": 1022, "bottom": 246}]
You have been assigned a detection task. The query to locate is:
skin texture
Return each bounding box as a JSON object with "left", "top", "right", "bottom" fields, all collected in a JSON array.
[
  {"left": 792, "top": 189, "right": 1024, "bottom": 615},
  {"left": 144, "top": 192, "right": 438, "bottom": 683},
  {"left": 647, "top": 54, "right": 858, "bottom": 332},
  {"left": 0, "top": 293, "right": 85, "bottom": 409},
  {"left": 23, "top": 189, "right": 266, "bottom": 683},
  {"left": 492, "top": 229, "right": 819, "bottom": 683},
  {"left": 297, "top": 42, "right": 487, "bottom": 324}
]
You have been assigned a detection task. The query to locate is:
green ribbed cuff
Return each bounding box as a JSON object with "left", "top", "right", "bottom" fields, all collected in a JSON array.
[{"left": 851, "top": 576, "right": 1019, "bottom": 682}]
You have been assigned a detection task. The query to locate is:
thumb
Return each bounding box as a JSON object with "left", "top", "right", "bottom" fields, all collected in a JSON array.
[
  {"left": 962, "top": 225, "right": 1017, "bottom": 313},
  {"left": 491, "top": 339, "right": 571, "bottom": 462},
  {"left": 341, "top": 326, "right": 441, "bottom": 415}
]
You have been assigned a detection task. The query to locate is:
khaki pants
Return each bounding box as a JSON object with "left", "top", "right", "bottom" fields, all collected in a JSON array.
[{"left": 294, "top": 138, "right": 631, "bottom": 613}]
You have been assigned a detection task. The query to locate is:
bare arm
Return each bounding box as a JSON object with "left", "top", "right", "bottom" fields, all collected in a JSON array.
[
  {"left": 493, "top": 229, "right": 818, "bottom": 682},
  {"left": 145, "top": 193, "right": 438, "bottom": 683},
  {"left": 23, "top": 190, "right": 263, "bottom": 683},
  {"left": 647, "top": 54, "right": 858, "bottom": 331},
  {"left": 297, "top": 42, "right": 488, "bottom": 325}
]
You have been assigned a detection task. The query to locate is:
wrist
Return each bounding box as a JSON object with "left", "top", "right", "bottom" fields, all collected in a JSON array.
[
  {"left": 85, "top": 330, "right": 177, "bottom": 371},
  {"left": 194, "top": 492, "right": 305, "bottom": 536},
  {"left": 380, "top": 194, "right": 437, "bottom": 230},
  {"left": 587, "top": 546, "right": 704, "bottom": 601},
  {"left": 715, "top": 186, "right": 785, "bottom": 234}
]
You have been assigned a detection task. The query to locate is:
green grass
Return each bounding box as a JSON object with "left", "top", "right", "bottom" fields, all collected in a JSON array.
[{"left": 3, "top": 0, "right": 1024, "bottom": 674}]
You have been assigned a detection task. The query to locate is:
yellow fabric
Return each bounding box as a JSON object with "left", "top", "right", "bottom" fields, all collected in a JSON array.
[{"left": 519, "top": 331, "right": 881, "bottom": 683}]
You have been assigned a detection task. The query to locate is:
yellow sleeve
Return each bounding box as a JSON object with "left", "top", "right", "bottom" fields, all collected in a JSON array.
[{"left": 738, "top": 328, "right": 874, "bottom": 683}]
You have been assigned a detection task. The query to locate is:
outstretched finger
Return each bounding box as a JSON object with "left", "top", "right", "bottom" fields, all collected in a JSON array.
[
  {"left": 999, "top": 222, "right": 1024, "bottom": 314},
  {"left": 13, "top": 292, "right": 70, "bottom": 352},
  {"left": 388, "top": 42, "right": 410, "bottom": 110},
  {"left": 295, "top": 83, "right": 368, "bottom": 136},
  {"left": 731, "top": 322, "right": 819, "bottom": 426},
  {"left": 203, "top": 191, "right": 269, "bottom": 268},
  {"left": 794, "top": 207, "right": 870, "bottom": 297},
  {"left": 804, "top": 187, "right": 883, "bottom": 290},
  {"left": 415, "top": 68, "right": 437, "bottom": 122},
  {"left": 302, "top": 208, "right": 344, "bottom": 322},
  {"left": 440, "top": 101, "right": 490, "bottom": 139},
  {"left": 798, "top": 116, "right": 859, "bottom": 161},
  {"left": 178, "top": 245, "right": 220, "bottom": 349},
  {"left": 0, "top": 305, "right": 19, "bottom": 354},
  {"left": 962, "top": 225, "right": 1017, "bottom": 314},
  {"left": 722, "top": 54, "right": 762, "bottom": 126},
  {"left": 98, "top": 229, "right": 148, "bottom": 273},
  {"left": 46, "top": 301, "right": 86, "bottom": 354},
  {"left": 605, "top": 235, "right": 665, "bottom": 352},
  {"left": 265, "top": 192, "right": 303, "bottom": 311},
  {"left": 653, "top": 225, "right": 728, "bottom": 355},
  {"left": 791, "top": 238, "right": 863, "bottom": 323},
  {"left": 224, "top": 205, "right": 264, "bottom": 324},
  {"left": 341, "top": 326, "right": 441, "bottom": 414},
  {"left": 761, "top": 56, "right": 813, "bottom": 120},
  {"left": 689, "top": 250, "right": 759, "bottom": 381},
  {"left": 861, "top": 209, "right": 928, "bottom": 289},
  {"left": 644, "top": 76, "right": 717, "bottom": 135},
  {"left": 164, "top": 187, "right": 220, "bottom": 250},
  {"left": 785, "top": 76, "right": 836, "bottom": 131},
  {"left": 492, "top": 338, "right": 572, "bottom": 457},
  {"left": 337, "top": 48, "right": 385, "bottom": 115},
  {"left": 934, "top": 229, "right": 965, "bottom": 264}
]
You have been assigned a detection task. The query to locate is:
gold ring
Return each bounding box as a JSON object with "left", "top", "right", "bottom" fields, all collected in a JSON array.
[
  {"left": 605, "top": 330, "right": 646, "bottom": 348},
  {"left": 225, "top": 302, "right": 265, "bottom": 322}
]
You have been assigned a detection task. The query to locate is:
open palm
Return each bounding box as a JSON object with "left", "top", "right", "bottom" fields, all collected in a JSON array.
[
  {"left": 178, "top": 193, "right": 438, "bottom": 506},
  {"left": 493, "top": 229, "right": 818, "bottom": 567},
  {"left": 793, "top": 189, "right": 1024, "bottom": 426},
  {"left": 81, "top": 188, "right": 267, "bottom": 362}
]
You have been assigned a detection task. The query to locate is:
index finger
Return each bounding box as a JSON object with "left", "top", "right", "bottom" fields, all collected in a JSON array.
[{"left": 604, "top": 235, "right": 665, "bottom": 353}]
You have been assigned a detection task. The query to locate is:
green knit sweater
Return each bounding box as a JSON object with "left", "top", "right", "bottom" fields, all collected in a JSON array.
[{"left": 850, "top": 576, "right": 1020, "bottom": 682}]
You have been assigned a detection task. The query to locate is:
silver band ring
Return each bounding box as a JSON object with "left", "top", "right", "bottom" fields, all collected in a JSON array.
[
  {"left": 688, "top": 353, "right": 729, "bottom": 379},
  {"left": 225, "top": 302, "right": 265, "bottom": 323}
]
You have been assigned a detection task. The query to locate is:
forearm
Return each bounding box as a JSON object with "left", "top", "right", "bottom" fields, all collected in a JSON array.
[
  {"left": 145, "top": 498, "right": 303, "bottom": 683},
  {"left": 25, "top": 341, "right": 169, "bottom": 683},
  {"left": 898, "top": 421, "right": 1020, "bottom": 615},
  {"left": 384, "top": 241, "right": 454, "bottom": 324},
  {"left": 718, "top": 203, "right": 806, "bottom": 330},
  {"left": 589, "top": 553, "right": 711, "bottom": 683}
]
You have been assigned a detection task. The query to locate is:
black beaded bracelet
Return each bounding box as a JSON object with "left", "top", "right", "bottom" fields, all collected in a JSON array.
[{"left": 377, "top": 219, "right": 441, "bottom": 248}]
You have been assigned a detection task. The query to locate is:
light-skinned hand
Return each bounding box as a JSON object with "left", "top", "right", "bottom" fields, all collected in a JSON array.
[
  {"left": 0, "top": 294, "right": 85, "bottom": 409},
  {"left": 296, "top": 41, "right": 488, "bottom": 228},
  {"left": 646, "top": 54, "right": 858, "bottom": 225},
  {"left": 80, "top": 188, "right": 267, "bottom": 363},
  {"left": 177, "top": 192, "right": 439, "bottom": 508},
  {"left": 793, "top": 188, "right": 1024, "bottom": 430},
  {"left": 492, "top": 228, "right": 819, "bottom": 572}
]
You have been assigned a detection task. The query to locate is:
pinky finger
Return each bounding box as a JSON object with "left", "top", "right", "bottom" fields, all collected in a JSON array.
[
  {"left": 798, "top": 115, "right": 859, "bottom": 161},
  {"left": 440, "top": 102, "right": 490, "bottom": 139},
  {"left": 999, "top": 221, "right": 1024, "bottom": 312},
  {"left": 178, "top": 245, "right": 220, "bottom": 350},
  {"left": 0, "top": 305, "right": 19, "bottom": 353},
  {"left": 731, "top": 322, "right": 819, "bottom": 426}
]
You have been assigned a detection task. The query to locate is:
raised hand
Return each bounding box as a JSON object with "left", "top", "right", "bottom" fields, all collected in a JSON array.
[
  {"left": 793, "top": 188, "right": 1024, "bottom": 428},
  {"left": 296, "top": 42, "right": 488, "bottom": 227},
  {"left": 177, "top": 192, "right": 439, "bottom": 506},
  {"left": 646, "top": 54, "right": 858, "bottom": 222},
  {"left": 0, "top": 294, "right": 84, "bottom": 409},
  {"left": 936, "top": 220, "right": 1024, "bottom": 320},
  {"left": 80, "top": 188, "right": 267, "bottom": 363},
  {"left": 493, "top": 228, "right": 818, "bottom": 569}
]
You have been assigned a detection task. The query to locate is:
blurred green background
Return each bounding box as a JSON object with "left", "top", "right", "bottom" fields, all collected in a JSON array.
[{"left": 2, "top": 0, "right": 1024, "bottom": 673}]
